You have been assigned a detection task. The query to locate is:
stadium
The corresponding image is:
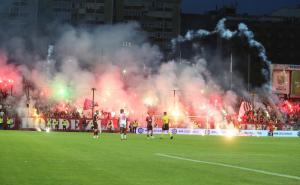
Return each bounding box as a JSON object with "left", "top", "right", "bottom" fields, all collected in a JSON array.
[{"left": 1, "top": 1, "right": 300, "bottom": 185}]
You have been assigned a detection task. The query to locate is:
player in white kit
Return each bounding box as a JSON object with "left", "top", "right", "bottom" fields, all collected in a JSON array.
[{"left": 118, "top": 109, "right": 127, "bottom": 140}]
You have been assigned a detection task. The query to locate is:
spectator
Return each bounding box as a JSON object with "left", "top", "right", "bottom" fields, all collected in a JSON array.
[
  {"left": 132, "top": 120, "right": 138, "bottom": 133},
  {"left": 0, "top": 116, "right": 3, "bottom": 129},
  {"left": 54, "top": 119, "right": 59, "bottom": 130},
  {"left": 129, "top": 121, "right": 133, "bottom": 133},
  {"left": 82, "top": 117, "right": 87, "bottom": 131},
  {"left": 46, "top": 119, "right": 51, "bottom": 130},
  {"left": 268, "top": 122, "right": 274, "bottom": 136},
  {"left": 62, "top": 119, "right": 68, "bottom": 131},
  {"left": 75, "top": 120, "right": 79, "bottom": 130},
  {"left": 107, "top": 120, "right": 113, "bottom": 133},
  {"left": 7, "top": 117, "right": 14, "bottom": 129}
]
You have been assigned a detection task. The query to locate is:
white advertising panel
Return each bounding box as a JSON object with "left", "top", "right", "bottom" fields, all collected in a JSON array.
[{"left": 136, "top": 128, "right": 299, "bottom": 137}]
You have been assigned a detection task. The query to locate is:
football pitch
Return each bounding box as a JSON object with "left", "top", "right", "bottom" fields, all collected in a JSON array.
[{"left": 0, "top": 131, "right": 299, "bottom": 185}]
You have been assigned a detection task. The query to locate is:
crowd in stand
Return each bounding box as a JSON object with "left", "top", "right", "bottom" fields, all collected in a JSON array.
[
  {"left": 238, "top": 101, "right": 300, "bottom": 131},
  {"left": 1, "top": 96, "right": 300, "bottom": 131}
]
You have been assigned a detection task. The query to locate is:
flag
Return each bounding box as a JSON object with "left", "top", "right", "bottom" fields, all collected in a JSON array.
[
  {"left": 83, "top": 99, "right": 99, "bottom": 110},
  {"left": 238, "top": 101, "right": 253, "bottom": 119}
]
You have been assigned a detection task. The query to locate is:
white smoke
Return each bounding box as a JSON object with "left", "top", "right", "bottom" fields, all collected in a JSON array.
[
  {"left": 0, "top": 20, "right": 265, "bottom": 128},
  {"left": 172, "top": 18, "right": 271, "bottom": 80}
]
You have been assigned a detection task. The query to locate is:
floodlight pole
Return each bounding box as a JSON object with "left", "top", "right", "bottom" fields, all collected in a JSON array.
[
  {"left": 247, "top": 54, "right": 251, "bottom": 92},
  {"left": 230, "top": 52, "right": 233, "bottom": 90},
  {"left": 25, "top": 82, "right": 31, "bottom": 128},
  {"left": 91, "top": 88, "right": 96, "bottom": 119},
  {"left": 251, "top": 92, "right": 256, "bottom": 110},
  {"left": 10, "top": 86, "right": 13, "bottom": 96},
  {"left": 173, "top": 89, "right": 176, "bottom": 108}
]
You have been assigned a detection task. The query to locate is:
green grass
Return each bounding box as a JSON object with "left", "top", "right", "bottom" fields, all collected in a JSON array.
[{"left": 0, "top": 130, "right": 299, "bottom": 185}]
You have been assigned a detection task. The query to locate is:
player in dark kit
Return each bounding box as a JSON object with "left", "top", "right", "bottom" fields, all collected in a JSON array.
[
  {"left": 93, "top": 112, "right": 99, "bottom": 139},
  {"left": 146, "top": 113, "right": 154, "bottom": 139}
]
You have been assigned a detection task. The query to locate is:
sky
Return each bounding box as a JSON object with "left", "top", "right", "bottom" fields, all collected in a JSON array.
[{"left": 181, "top": 0, "right": 300, "bottom": 15}]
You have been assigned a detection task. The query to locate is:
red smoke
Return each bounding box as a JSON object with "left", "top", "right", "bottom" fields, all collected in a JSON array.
[{"left": 0, "top": 54, "right": 22, "bottom": 95}]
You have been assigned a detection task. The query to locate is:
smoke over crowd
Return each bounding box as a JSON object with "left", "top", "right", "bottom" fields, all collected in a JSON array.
[{"left": 0, "top": 19, "right": 278, "bottom": 128}]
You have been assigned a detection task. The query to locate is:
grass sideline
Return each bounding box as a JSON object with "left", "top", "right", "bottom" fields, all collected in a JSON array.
[{"left": 0, "top": 130, "right": 299, "bottom": 185}]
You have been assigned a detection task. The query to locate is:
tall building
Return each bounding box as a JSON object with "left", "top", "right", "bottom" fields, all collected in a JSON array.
[
  {"left": 0, "top": 0, "right": 39, "bottom": 36},
  {"left": 0, "top": 0, "right": 181, "bottom": 54},
  {"left": 70, "top": 0, "right": 114, "bottom": 25},
  {"left": 38, "top": 0, "right": 181, "bottom": 52},
  {"left": 115, "top": 0, "right": 181, "bottom": 52},
  {"left": 38, "top": 0, "right": 114, "bottom": 26}
]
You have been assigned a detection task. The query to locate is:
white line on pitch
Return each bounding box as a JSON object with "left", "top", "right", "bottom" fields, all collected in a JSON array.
[{"left": 155, "top": 153, "right": 300, "bottom": 181}]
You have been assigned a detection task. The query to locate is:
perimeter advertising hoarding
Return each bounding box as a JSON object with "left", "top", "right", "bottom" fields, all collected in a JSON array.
[
  {"left": 291, "top": 71, "right": 300, "bottom": 96},
  {"left": 272, "top": 70, "right": 290, "bottom": 94},
  {"left": 135, "top": 128, "right": 299, "bottom": 137}
]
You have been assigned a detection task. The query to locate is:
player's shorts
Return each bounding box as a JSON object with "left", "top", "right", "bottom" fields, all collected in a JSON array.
[
  {"left": 147, "top": 124, "right": 153, "bottom": 131},
  {"left": 162, "top": 124, "right": 169, "bottom": 131},
  {"left": 120, "top": 127, "right": 126, "bottom": 133}
]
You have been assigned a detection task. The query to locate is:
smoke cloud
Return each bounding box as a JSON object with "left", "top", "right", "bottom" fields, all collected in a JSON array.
[
  {"left": 0, "top": 19, "right": 275, "bottom": 128},
  {"left": 172, "top": 18, "right": 271, "bottom": 81}
]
